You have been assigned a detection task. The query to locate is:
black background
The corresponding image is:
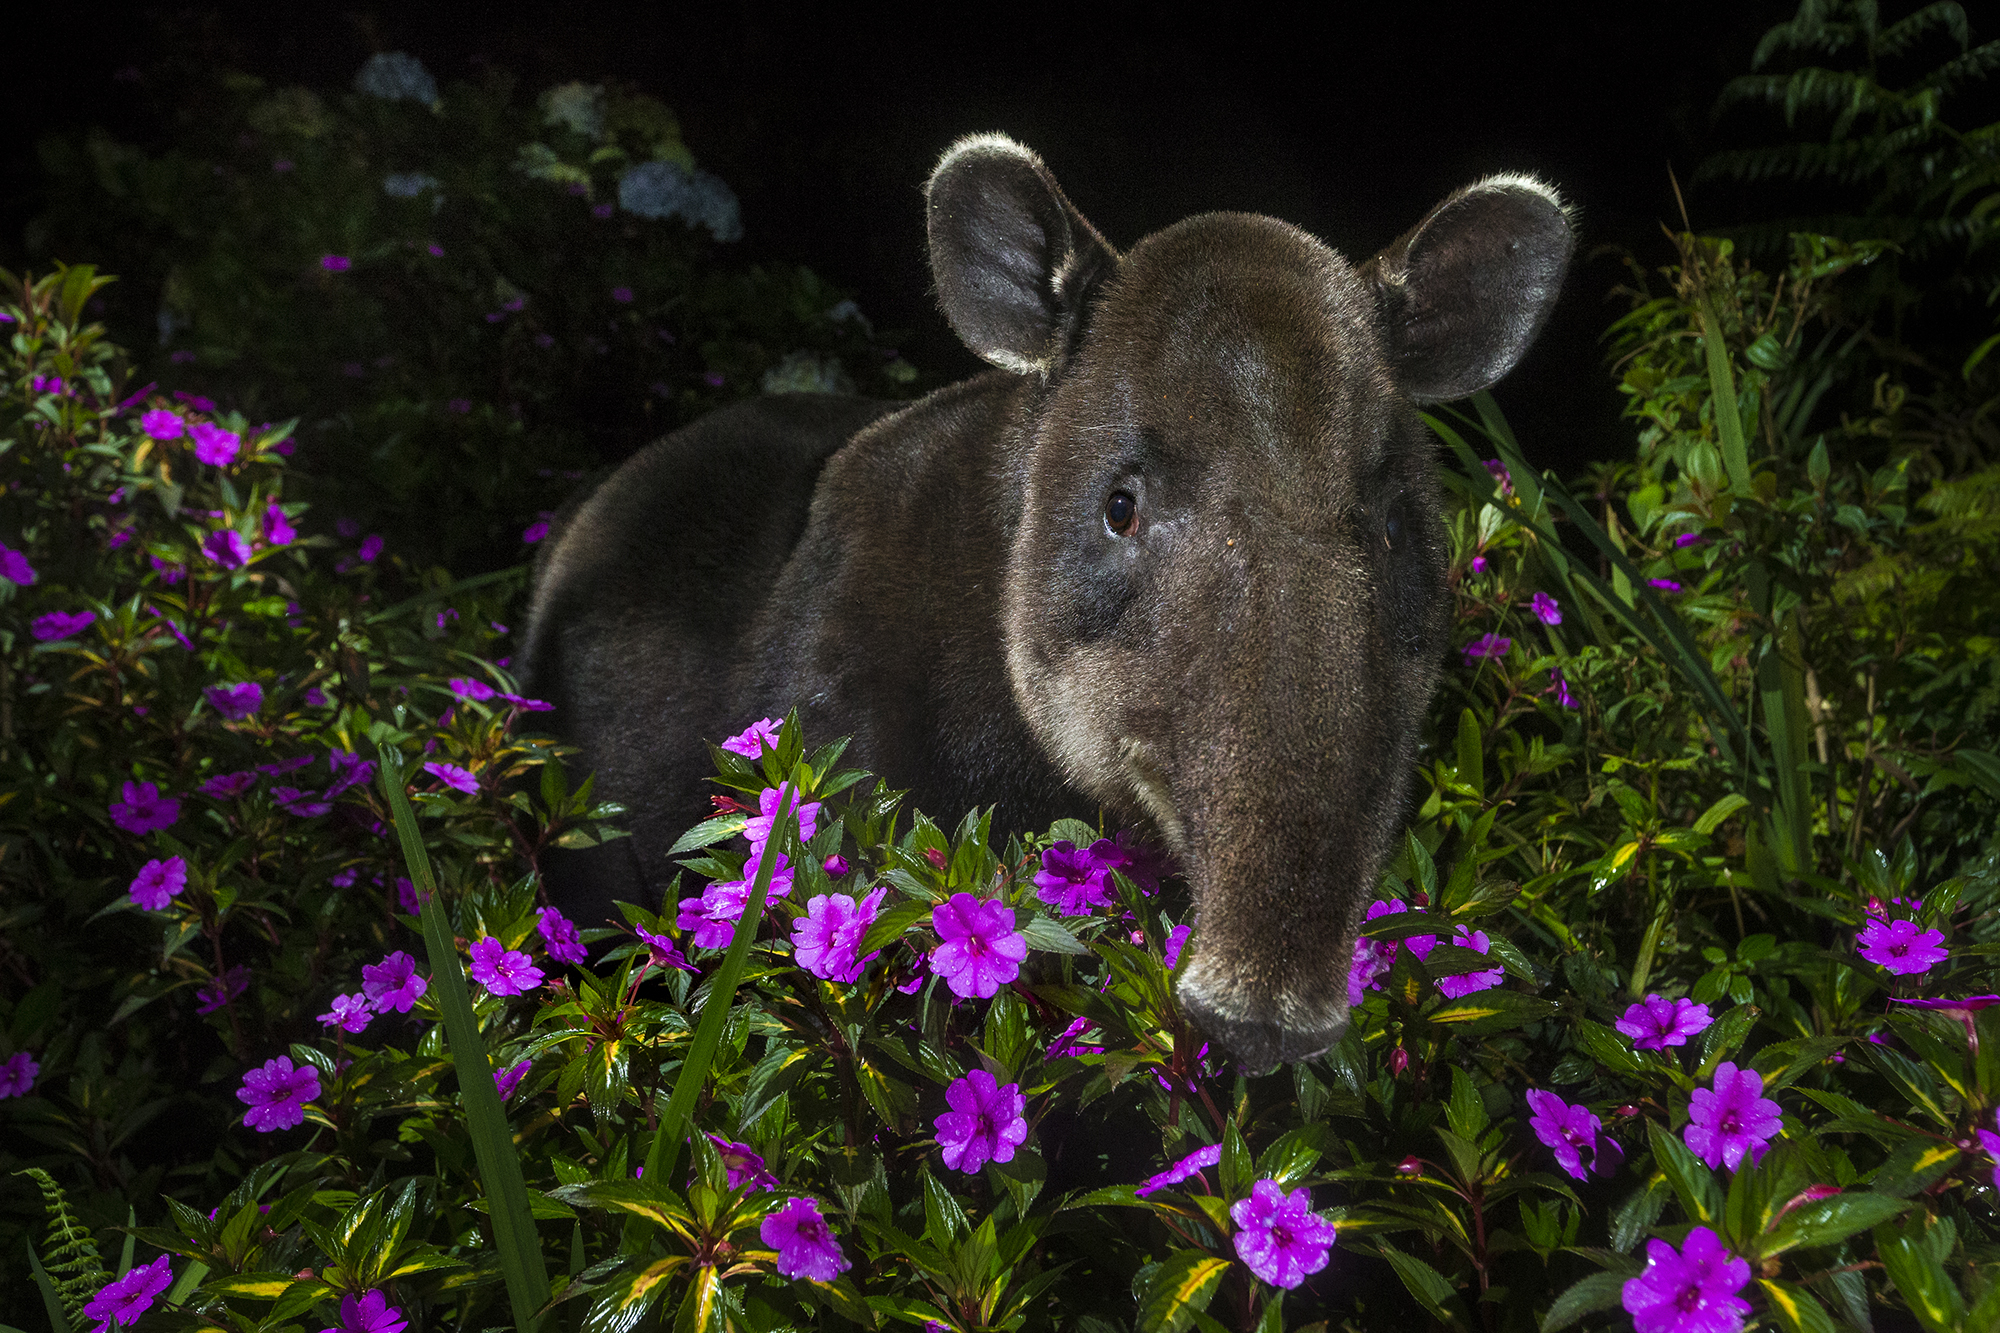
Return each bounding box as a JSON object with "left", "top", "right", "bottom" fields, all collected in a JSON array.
[{"left": 2, "top": 0, "right": 1818, "bottom": 476}]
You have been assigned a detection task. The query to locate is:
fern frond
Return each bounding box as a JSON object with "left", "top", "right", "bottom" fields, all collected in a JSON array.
[
  {"left": 1917, "top": 38, "right": 2000, "bottom": 98},
  {"left": 1874, "top": 1, "right": 1970, "bottom": 62},
  {"left": 16, "top": 1168, "right": 109, "bottom": 1322}
]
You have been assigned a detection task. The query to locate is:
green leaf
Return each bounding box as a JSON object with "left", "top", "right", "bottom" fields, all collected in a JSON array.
[
  {"left": 1609, "top": 1176, "right": 1669, "bottom": 1253},
  {"left": 1875, "top": 1219, "right": 1966, "bottom": 1333},
  {"left": 1446, "top": 1065, "right": 1488, "bottom": 1141},
  {"left": 1693, "top": 792, "right": 1749, "bottom": 836},
  {"left": 1374, "top": 1240, "right": 1472, "bottom": 1331},
  {"left": 665, "top": 813, "right": 748, "bottom": 857},
  {"left": 1426, "top": 990, "right": 1556, "bottom": 1034},
  {"left": 1757, "top": 1278, "right": 1840, "bottom": 1333},
  {"left": 1019, "top": 915, "right": 1090, "bottom": 955},
  {"left": 1695, "top": 1004, "right": 1758, "bottom": 1077},
  {"left": 1572, "top": 1018, "right": 1649, "bottom": 1076},
  {"left": 1867, "top": 1139, "right": 1961, "bottom": 1198},
  {"left": 1220, "top": 1121, "right": 1254, "bottom": 1201},
  {"left": 1540, "top": 1270, "right": 1634, "bottom": 1332},
  {"left": 858, "top": 899, "right": 934, "bottom": 958},
  {"left": 1646, "top": 1120, "right": 1721, "bottom": 1226},
  {"left": 1134, "top": 1250, "right": 1231, "bottom": 1333},
  {"left": 1762, "top": 1193, "right": 1907, "bottom": 1258}
]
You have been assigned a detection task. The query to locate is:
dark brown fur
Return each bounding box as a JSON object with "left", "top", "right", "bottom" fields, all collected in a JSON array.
[{"left": 522, "top": 134, "right": 1572, "bottom": 1070}]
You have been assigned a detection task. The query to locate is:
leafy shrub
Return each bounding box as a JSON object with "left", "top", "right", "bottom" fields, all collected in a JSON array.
[
  {"left": 6, "top": 215, "right": 2000, "bottom": 1331},
  {"left": 26, "top": 49, "right": 921, "bottom": 575}
]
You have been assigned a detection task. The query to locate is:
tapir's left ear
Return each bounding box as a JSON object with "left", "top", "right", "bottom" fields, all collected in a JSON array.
[
  {"left": 926, "top": 133, "right": 1120, "bottom": 377},
  {"left": 1361, "top": 175, "right": 1574, "bottom": 404}
]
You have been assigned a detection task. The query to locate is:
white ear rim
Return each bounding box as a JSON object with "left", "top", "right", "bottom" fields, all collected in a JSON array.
[{"left": 924, "top": 132, "right": 1044, "bottom": 200}]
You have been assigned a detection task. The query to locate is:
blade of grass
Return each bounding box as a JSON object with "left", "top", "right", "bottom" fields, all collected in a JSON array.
[
  {"left": 25, "top": 1240, "right": 69, "bottom": 1333},
  {"left": 625, "top": 804, "right": 791, "bottom": 1253},
  {"left": 376, "top": 743, "right": 550, "bottom": 1329},
  {"left": 1695, "top": 298, "right": 1755, "bottom": 493}
]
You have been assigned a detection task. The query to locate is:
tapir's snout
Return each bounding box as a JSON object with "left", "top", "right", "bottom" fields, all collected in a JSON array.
[{"left": 1177, "top": 961, "right": 1351, "bottom": 1074}]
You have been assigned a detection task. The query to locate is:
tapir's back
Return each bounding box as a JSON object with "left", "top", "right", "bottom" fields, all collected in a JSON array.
[{"left": 520, "top": 393, "right": 900, "bottom": 928}]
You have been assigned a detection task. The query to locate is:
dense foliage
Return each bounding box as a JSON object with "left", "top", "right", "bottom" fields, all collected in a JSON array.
[{"left": 4, "top": 20, "right": 2000, "bottom": 1333}]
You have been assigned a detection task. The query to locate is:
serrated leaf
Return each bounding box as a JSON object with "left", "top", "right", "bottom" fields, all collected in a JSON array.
[
  {"left": 1375, "top": 1241, "right": 1472, "bottom": 1331},
  {"left": 1646, "top": 1121, "right": 1721, "bottom": 1225},
  {"left": 1540, "top": 1270, "right": 1634, "bottom": 1332},
  {"left": 1763, "top": 1193, "right": 1907, "bottom": 1257},
  {"left": 1427, "top": 990, "right": 1556, "bottom": 1034},
  {"left": 1867, "top": 1139, "right": 1960, "bottom": 1198},
  {"left": 1757, "top": 1278, "right": 1839, "bottom": 1333},
  {"left": 1135, "top": 1251, "right": 1231, "bottom": 1333},
  {"left": 858, "top": 899, "right": 933, "bottom": 958},
  {"left": 1019, "top": 915, "right": 1090, "bottom": 955}
]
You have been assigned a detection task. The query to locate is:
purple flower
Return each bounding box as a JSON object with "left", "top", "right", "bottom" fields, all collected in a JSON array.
[
  {"left": 109, "top": 780, "right": 180, "bottom": 835},
  {"left": 935, "top": 1068, "right": 1029, "bottom": 1172},
  {"left": 1858, "top": 918, "right": 1947, "bottom": 975},
  {"left": 204, "top": 528, "right": 252, "bottom": 569},
  {"left": 1436, "top": 926, "right": 1505, "bottom": 998},
  {"left": 721, "top": 716, "right": 782, "bottom": 757},
  {"left": 237, "top": 1055, "right": 320, "bottom": 1132},
  {"left": 499, "top": 692, "right": 555, "bottom": 711},
  {"left": 1469, "top": 554, "right": 1489, "bottom": 574},
  {"left": 321, "top": 254, "right": 352, "bottom": 272},
  {"left": 1347, "top": 898, "right": 1437, "bottom": 1004},
  {"left": 679, "top": 848, "right": 795, "bottom": 949},
  {"left": 931, "top": 893, "right": 1028, "bottom": 999},
  {"left": 1531, "top": 592, "right": 1562, "bottom": 625},
  {"left": 1684, "top": 1061, "right": 1782, "bottom": 1171},
  {"left": 707, "top": 1134, "right": 780, "bottom": 1190},
  {"left": 195, "top": 965, "right": 250, "bottom": 1014},
  {"left": 1483, "top": 458, "right": 1514, "bottom": 496},
  {"left": 1163, "top": 923, "right": 1192, "bottom": 970},
  {"left": 793, "top": 888, "right": 886, "bottom": 983},
  {"left": 1976, "top": 1109, "right": 2000, "bottom": 1195},
  {"left": 263, "top": 501, "right": 296, "bottom": 546},
  {"left": 611, "top": 285, "right": 634, "bottom": 303},
  {"left": 83, "top": 1254, "right": 174, "bottom": 1332},
  {"left": 1674, "top": 532, "right": 1707, "bottom": 548},
  {"left": 140, "top": 408, "right": 185, "bottom": 440},
  {"left": 495, "top": 1060, "right": 532, "bottom": 1102},
  {"left": 396, "top": 877, "right": 422, "bottom": 915},
  {"left": 424, "top": 761, "right": 479, "bottom": 794},
  {"left": 538, "top": 906, "right": 589, "bottom": 964},
  {"left": 1617, "top": 994, "right": 1714, "bottom": 1050},
  {"left": 1647, "top": 578, "right": 1682, "bottom": 592},
  {"left": 326, "top": 750, "right": 375, "bottom": 797},
  {"left": 1524, "top": 1089, "right": 1622, "bottom": 1181},
  {"left": 1046, "top": 1015, "right": 1101, "bottom": 1060},
  {"left": 190, "top": 421, "right": 241, "bottom": 465},
  {"left": 0, "top": 543, "right": 36, "bottom": 585},
  {"left": 1621, "top": 1226, "right": 1751, "bottom": 1333},
  {"left": 274, "top": 787, "right": 333, "bottom": 817},
  {"left": 318, "top": 992, "right": 374, "bottom": 1034},
  {"left": 743, "top": 782, "right": 822, "bottom": 851},
  {"left": 0, "top": 1051, "right": 39, "bottom": 1098},
  {"left": 200, "top": 770, "right": 258, "bottom": 800},
  {"left": 1463, "top": 633, "right": 1511, "bottom": 661},
  {"left": 1544, "top": 667, "right": 1577, "bottom": 708},
  {"left": 448, "top": 397, "right": 474, "bottom": 415},
  {"left": 449, "top": 676, "right": 496, "bottom": 701},
  {"left": 321, "top": 1288, "right": 408, "bottom": 1333},
  {"left": 358, "top": 533, "right": 384, "bottom": 562},
  {"left": 592, "top": 202, "right": 614, "bottom": 219},
  {"left": 362, "top": 951, "right": 428, "bottom": 1012},
  {"left": 1034, "top": 840, "right": 1115, "bottom": 916},
  {"left": 636, "top": 925, "right": 699, "bottom": 972},
  {"left": 205, "top": 681, "right": 263, "bottom": 720},
  {"left": 129, "top": 856, "right": 189, "bottom": 911},
  {"left": 521, "top": 519, "right": 550, "bottom": 543},
  {"left": 1135, "top": 1143, "right": 1221, "bottom": 1197},
  {"left": 702, "top": 370, "right": 725, "bottom": 389},
  {"left": 469, "top": 936, "right": 545, "bottom": 996},
  {"left": 1229, "top": 1179, "right": 1337, "bottom": 1290},
  {"left": 31, "top": 610, "right": 95, "bottom": 641},
  {"left": 759, "top": 1196, "right": 850, "bottom": 1281},
  {"left": 823, "top": 853, "right": 851, "bottom": 877}
]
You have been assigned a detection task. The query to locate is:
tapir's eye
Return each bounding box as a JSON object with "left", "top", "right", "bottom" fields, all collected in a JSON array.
[
  {"left": 1384, "top": 513, "right": 1402, "bottom": 549},
  {"left": 1105, "top": 490, "right": 1138, "bottom": 536}
]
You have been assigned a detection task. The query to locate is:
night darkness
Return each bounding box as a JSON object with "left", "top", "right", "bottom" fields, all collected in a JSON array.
[{"left": 4, "top": 1, "right": 1811, "bottom": 478}]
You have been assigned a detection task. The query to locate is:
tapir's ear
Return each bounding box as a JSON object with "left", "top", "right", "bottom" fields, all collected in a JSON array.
[
  {"left": 926, "top": 133, "right": 1120, "bottom": 377},
  {"left": 1362, "top": 174, "right": 1574, "bottom": 404}
]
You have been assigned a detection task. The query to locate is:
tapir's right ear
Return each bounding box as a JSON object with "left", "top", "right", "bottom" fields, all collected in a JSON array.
[
  {"left": 1361, "top": 174, "right": 1575, "bottom": 404},
  {"left": 926, "top": 134, "right": 1119, "bottom": 378}
]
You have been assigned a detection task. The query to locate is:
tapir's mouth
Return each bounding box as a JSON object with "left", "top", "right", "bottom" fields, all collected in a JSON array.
[{"left": 1177, "top": 982, "right": 1349, "bottom": 1075}]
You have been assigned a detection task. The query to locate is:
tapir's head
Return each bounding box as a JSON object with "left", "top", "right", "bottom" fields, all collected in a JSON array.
[{"left": 926, "top": 134, "right": 1572, "bottom": 1071}]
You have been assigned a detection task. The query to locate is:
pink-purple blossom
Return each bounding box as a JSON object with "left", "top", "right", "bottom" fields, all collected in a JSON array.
[
  {"left": 760, "top": 1196, "right": 850, "bottom": 1281},
  {"left": 318, "top": 992, "right": 375, "bottom": 1034},
  {"left": 1463, "top": 633, "right": 1511, "bottom": 661},
  {"left": 743, "top": 782, "right": 821, "bottom": 851},
  {"left": 1617, "top": 994, "right": 1713, "bottom": 1050},
  {"left": 678, "top": 848, "right": 795, "bottom": 949},
  {"left": 1347, "top": 898, "right": 1437, "bottom": 1004},
  {"left": 205, "top": 680, "right": 263, "bottom": 719},
  {"left": 1857, "top": 917, "right": 1948, "bottom": 976},
  {"left": 721, "top": 716, "right": 782, "bottom": 757},
  {"left": 1163, "top": 923, "right": 1192, "bottom": 970},
  {"left": 521, "top": 518, "right": 550, "bottom": 543},
  {"left": 238, "top": 1055, "right": 320, "bottom": 1132},
  {"left": 538, "top": 906, "right": 589, "bottom": 964},
  {"left": 1621, "top": 1226, "right": 1751, "bottom": 1333},
  {"left": 1229, "top": 1178, "right": 1337, "bottom": 1290},
  {"left": 190, "top": 421, "right": 241, "bottom": 465},
  {"left": 708, "top": 1134, "right": 780, "bottom": 1191},
  {"left": 424, "top": 761, "right": 479, "bottom": 794},
  {"left": 469, "top": 936, "right": 544, "bottom": 996},
  {"left": 0, "top": 1051, "right": 38, "bottom": 1098},
  {"left": 273, "top": 786, "right": 333, "bottom": 817},
  {"left": 1524, "top": 1089, "right": 1622, "bottom": 1181},
  {"left": 31, "top": 610, "right": 95, "bottom": 641},
  {"left": 361, "top": 951, "right": 427, "bottom": 1012},
  {"left": 635, "top": 925, "right": 699, "bottom": 973},
  {"left": 931, "top": 893, "right": 1028, "bottom": 999},
  {"left": 935, "top": 1068, "right": 1029, "bottom": 1172},
  {"left": 1034, "top": 840, "right": 1117, "bottom": 916},
  {"left": 204, "top": 528, "right": 252, "bottom": 568},
  {"left": 1530, "top": 592, "right": 1561, "bottom": 625},
  {"left": 1647, "top": 578, "right": 1682, "bottom": 592},
  {"left": 140, "top": 408, "right": 185, "bottom": 440},
  {"left": 83, "top": 1254, "right": 175, "bottom": 1333},
  {"left": 1135, "top": 1142, "right": 1220, "bottom": 1197},
  {"left": 321, "top": 1287, "right": 408, "bottom": 1333},
  {"left": 326, "top": 749, "right": 375, "bottom": 796},
  {"left": 449, "top": 676, "right": 496, "bottom": 701},
  {"left": 109, "top": 780, "right": 180, "bottom": 835},
  {"left": 1684, "top": 1061, "right": 1782, "bottom": 1171},
  {"left": 1436, "top": 925, "right": 1505, "bottom": 998},
  {"left": 495, "top": 1060, "right": 532, "bottom": 1102},
  {"left": 611, "top": 285, "right": 634, "bottom": 303},
  {"left": 1976, "top": 1108, "right": 2000, "bottom": 1195},
  {"left": 793, "top": 888, "right": 886, "bottom": 983},
  {"left": 321, "top": 254, "right": 352, "bottom": 272},
  {"left": 200, "top": 770, "right": 258, "bottom": 800},
  {"left": 358, "top": 534, "right": 384, "bottom": 562},
  {"left": 129, "top": 856, "right": 189, "bottom": 911},
  {"left": 1545, "top": 667, "right": 1576, "bottom": 708},
  {"left": 195, "top": 965, "right": 250, "bottom": 1014},
  {"left": 0, "top": 543, "right": 36, "bottom": 585},
  {"left": 263, "top": 501, "right": 296, "bottom": 546}
]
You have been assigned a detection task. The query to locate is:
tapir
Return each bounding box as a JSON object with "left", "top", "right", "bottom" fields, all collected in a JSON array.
[{"left": 520, "top": 133, "right": 1572, "bottom": 1070}]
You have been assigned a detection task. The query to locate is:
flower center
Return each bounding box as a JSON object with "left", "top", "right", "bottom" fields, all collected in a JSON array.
[{"left": 1675, "top": 1281, "right": 1704, "bottom": 1312}]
